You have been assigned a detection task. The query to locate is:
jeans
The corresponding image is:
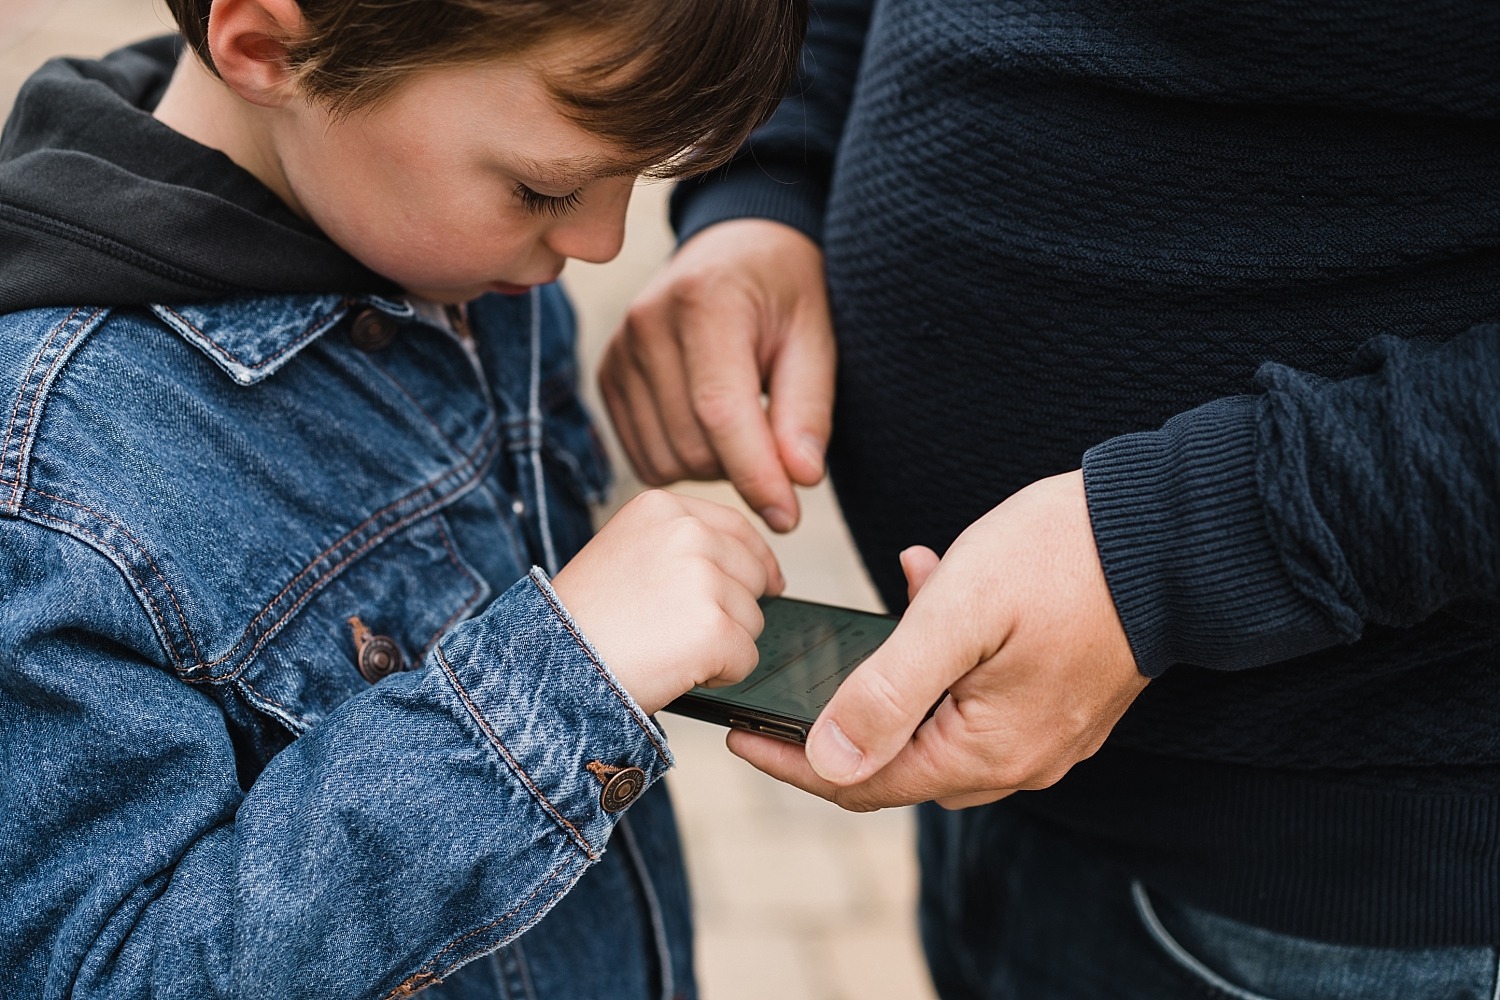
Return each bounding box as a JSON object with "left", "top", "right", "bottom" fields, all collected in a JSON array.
[{"left": 919, "top": 802, "right": 1500, "bottom": 1000}]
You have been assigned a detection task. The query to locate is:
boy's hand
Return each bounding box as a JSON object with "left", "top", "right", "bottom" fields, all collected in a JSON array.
[
  {"left": 725, "top": 471, "right": 1148, "bottom": 810},
  {"left": 551, "top": 490, "right": 784, "bottom": 715},
  {"left": 598, "top": 219, "right": 835, "bottom": 533}
]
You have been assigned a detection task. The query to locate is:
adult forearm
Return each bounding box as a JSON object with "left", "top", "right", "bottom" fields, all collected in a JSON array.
[
  {"left": 671, "top": 0, "right": 874, "bottom": 245},
  {"left": 1083, "top": 323, "right": 1500, "bottom": 676}
]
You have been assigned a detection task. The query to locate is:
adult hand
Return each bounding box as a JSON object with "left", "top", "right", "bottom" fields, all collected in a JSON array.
[
  {"left": 598, "top": 219, "right": 835, "bottom": 533},
  {"left": 726, "top": 470, "right": 1147, "bottom": 810},
  {"left": 552, "top": 490, "right": 784, "bottom": 716}
]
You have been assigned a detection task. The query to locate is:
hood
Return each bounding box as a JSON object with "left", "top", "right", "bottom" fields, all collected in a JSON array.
[{"left": 0, "top": 36, "right": 395, "bottom": 313}]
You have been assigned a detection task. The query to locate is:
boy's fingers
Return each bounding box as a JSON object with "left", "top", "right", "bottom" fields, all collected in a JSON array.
[
  {"left": 673, "top": 495, "right": 784, "bottom": 594},
  {"left": 804, "top": 591, "right": 977, "bottom": 785}
]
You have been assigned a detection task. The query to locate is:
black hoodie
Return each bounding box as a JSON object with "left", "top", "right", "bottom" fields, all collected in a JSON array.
[{"left": 0, "top": 36, "right": 394, "bottom": 313}]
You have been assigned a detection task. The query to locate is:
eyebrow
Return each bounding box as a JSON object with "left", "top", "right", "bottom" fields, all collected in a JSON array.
[{"left": 511, "top": 153, "right": 643, "bottom": 188}]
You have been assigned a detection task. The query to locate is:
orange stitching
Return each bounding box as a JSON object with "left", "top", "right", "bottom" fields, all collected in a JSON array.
[
  {"left": 378, "top": 865, "right": 578, "bottom": 1000},
  {"left": 425, "top": 878, "right": 577, "bottom": 984},
  {"left": 348, "top": 614, "right": 374, "bottom": 654},
  {"left": 424, "top": 517, "right": 487, "bottom": 656},
  {"left": 156, "top": 304, "right": 338, "bottom": 372},
  {"left": 235, "top": 674, "right": 301, "bottom": 718},
  {"left": 432, "top": 645, "right": 593, "bottom": 855},
  {"left": 19, "top": 504, "right": 190, "bottom": 670},
  {"left": 191, "top": 484, "right": 493, "bottom": 682},
  {"left": 13, "top": 325, "right": 498, "bottom": 680},
  {"left": 531, "top": 578, "right": 668, "bottom": 762},
  {"left": 187, "top": 431, "right": 500, "bottom": 676},
  {"left": 585, "top": 760, "right": 621, "bottom": 783},
  {"left": 27, "top": 440, "right": 494, "bottom": 680},
  {"left": 29, "top": 429, "right": 500, "bottom": 682},
  {"left": 362, "top": 357, "right": 476, "bottom": 457},
  {"left": 2, "top": 307, "right": 77, "bottom": 486},
  {"left": 27, "top": 487, "right": 206, "bottom": 664},
  {"left": 412, "top": 857, "right": 576, "bottom": 974},
  {"left": 384, "top": 971, "right": 439, "bottom": 999},
  {"left": 6, "top": 309, "right": 97, "bottom": 510}
]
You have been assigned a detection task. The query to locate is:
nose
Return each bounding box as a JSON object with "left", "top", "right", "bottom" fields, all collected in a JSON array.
[{"left": 544, "top": 178, "right": 633, "bottom": 264}]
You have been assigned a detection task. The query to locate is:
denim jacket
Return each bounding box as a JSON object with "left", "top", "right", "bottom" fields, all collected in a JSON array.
[{"left": 0, "top": 286, "right": 695, "bottom": 1000}]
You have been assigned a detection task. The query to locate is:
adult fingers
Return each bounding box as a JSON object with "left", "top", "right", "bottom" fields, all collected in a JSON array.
[
  {"left": 766, "top": 303, "right": 836, "bottom": 488},
  {"left": 899, "top": 545, "right": 941, "bottom": 603},
  {"left": 599, "top": 341, "right": 695, "bottom": 485},
  {"left": 934, "top": 788, "right": 1014, "bottom": 810},
  {"left": 616, "top": 302, "right": 721, "bottom": 480},
  {"left": 725, "top": 729, "right": 849, "bottom": 799},
  {"left": 728, "top": 714, "right": 963, "bottom": 811},
  {"left": 677, "top": 301, "right": 799, "bottom": 533}
]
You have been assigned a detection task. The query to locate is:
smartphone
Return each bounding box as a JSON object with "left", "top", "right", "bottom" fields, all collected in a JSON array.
[{"left": 664, "top": 596, "right": 898, "bottom": 744}]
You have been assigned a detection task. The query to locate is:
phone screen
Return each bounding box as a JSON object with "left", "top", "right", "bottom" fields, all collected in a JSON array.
[{"left": 674, "top": 597, "right": 897, "bottom": 725}]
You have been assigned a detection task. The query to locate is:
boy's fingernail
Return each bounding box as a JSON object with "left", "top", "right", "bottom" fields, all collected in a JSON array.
[
  {"left": 808, "top": 721, "right": 864, "bottom": 783},
  {"left": 797, "top": 433, "right": 825, "bottom": 476},
  {"left": 760, "top": 506, "right": 794, "bottom": 532}
]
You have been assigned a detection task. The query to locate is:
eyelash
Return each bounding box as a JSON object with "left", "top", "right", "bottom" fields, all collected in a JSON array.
[{"left": 514, "top": 183, "right": 583, "bottom": 217}]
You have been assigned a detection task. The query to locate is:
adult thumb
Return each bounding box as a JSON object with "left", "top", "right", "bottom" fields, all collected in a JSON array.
[{"left": 804, "top": 589, "right": 974, "bottom": 784}]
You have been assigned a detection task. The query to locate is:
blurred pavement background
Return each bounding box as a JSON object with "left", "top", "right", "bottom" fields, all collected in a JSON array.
[{"left": 2, "top": 3, "right": 936, "bottom": 998}]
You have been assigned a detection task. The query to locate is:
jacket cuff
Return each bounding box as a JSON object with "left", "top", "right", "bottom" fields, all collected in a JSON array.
[
  {"left": 1082, "top": 396, "right": 1343, "bottom": 677},
  {"left": 671, "top": 159, "right": 830, "bottom": 247},
  {"left": 432, "top": 569, "right": 672, "bottom": 857}
]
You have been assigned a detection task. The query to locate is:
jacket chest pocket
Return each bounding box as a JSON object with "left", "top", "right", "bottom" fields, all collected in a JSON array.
[{"left": 233, "top": 513, "right": 491, "bottom": 735}]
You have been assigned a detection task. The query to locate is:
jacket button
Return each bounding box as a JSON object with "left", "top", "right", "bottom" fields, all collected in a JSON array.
[
  {"left": 349, "top": 308, "right": 398, "bottom": 351},
  {"left": 599, "top": 766, "right": 647, "bottom": 813},
  {"left": 357, "top": 634, "right": 405, "bottom": 682}
]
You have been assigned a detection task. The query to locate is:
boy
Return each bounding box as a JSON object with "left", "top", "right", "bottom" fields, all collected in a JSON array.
[{"left": 0, "top": 0, "right": 805, "bottom": 997}]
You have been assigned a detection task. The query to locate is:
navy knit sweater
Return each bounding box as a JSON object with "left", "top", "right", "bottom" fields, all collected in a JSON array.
[{"left": 675, "top": 0, "right": 1500, "bottom": 946}]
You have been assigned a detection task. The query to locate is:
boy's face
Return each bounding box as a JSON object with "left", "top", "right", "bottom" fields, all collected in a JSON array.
[{"left": 272, "top": 46, "right": 639, "bottom": 303}]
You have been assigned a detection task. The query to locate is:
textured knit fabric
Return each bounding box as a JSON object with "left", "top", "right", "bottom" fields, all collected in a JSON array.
[{"left": 675, "top": 0, "right": 1500, "bottom": 946}]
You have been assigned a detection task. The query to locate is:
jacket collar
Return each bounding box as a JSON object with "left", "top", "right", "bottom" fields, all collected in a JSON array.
[{"left": 149, "top": 294, "right": 415, "bottom": 385}]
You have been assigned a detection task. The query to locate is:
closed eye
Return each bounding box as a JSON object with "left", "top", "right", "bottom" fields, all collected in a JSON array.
[{"left": 515, "top": 183, "right": 583, "bottom": 217}]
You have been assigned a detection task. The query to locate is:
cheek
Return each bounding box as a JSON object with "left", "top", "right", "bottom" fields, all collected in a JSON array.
[
  {"left": 279, "top": 125, "right": 553, "bottom": 287},
  {"left": 335, "top": 207, "right": 546, "bottom": 290}
]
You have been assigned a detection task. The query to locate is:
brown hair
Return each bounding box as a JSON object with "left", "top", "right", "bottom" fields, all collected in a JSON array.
[{"left": 165, "top": 0, "right": 806, "bottom": 177}]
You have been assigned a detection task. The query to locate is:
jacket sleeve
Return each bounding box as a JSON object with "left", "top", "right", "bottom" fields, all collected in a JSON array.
[
  {"left": 1081, "top": 323, "right": 1500, "bottom": 677},
  {"left": 670, "top": 0, "right": 875, "bottom": 246},
  {"left": 0, "top": 519, "right": 669, "bottom": 1000}
]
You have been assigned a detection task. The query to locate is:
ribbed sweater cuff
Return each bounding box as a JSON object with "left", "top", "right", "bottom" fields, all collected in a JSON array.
[
  {"left": 1082, "top": 396, "right": 1342, "bottom": 677},
  {"left": 670, "top": 159, "right": 829, "bottom": 247}
]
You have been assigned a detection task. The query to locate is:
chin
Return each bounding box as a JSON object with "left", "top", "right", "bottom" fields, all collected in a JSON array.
[{"left": 399, "top": 285, "right": 487, "bottom": 305}]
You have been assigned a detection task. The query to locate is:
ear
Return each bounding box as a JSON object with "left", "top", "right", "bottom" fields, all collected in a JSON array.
[{"left": 204, "top": 0, "right": 308, "bottom": 108}]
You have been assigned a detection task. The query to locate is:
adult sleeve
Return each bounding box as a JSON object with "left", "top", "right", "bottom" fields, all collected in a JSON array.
[
  {"left": 671, "top": 0, "right": 876, "bottom": 246},
  {"left": 1081, "top": 324, "right": 1500, "bottom": 676},
  {"left": 0, "top": 520, "right": 670, "bottom": 1000}
]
